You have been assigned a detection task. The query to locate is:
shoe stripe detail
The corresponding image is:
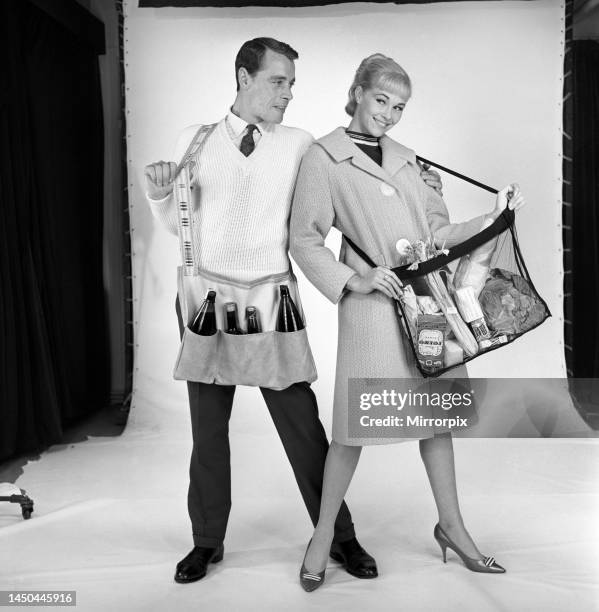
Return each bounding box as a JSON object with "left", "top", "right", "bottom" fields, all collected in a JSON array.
[
  {"left": 484, "top": 557, "right": 495, "bottom": 566},
  {"left": 302, "top": 574, "right": 322, "bottom": 581}
]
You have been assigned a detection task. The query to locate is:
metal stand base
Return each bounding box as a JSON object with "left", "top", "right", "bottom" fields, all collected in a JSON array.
[{"left": 0, "top": 489, "right": 34, "bottom": 519}]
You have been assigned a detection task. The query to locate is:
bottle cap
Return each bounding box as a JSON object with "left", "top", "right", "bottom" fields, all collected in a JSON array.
[
  {"left": 207, "top": 289, "right": 216, "bottom": 300},
  {"left": 246, "top": 306, "right": 256, "bottom": 315},
  {"left": 225, "top": 302, "right": 237, "bottom": 312},
  {"left": 280, "top": 284, "right": 289, "bottom": 295}
]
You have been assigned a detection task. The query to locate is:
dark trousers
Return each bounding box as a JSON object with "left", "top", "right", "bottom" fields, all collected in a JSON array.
[{"left": 176, "top": 297, "right": 355, "bottom": 547}]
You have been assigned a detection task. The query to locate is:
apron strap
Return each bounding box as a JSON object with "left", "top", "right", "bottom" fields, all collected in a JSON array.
[{"left": 173, "top": 123, "right": 218, "bottom": 276}]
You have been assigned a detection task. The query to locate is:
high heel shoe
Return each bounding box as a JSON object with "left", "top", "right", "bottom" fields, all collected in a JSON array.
[
  {"left": 433, "top": 524, "right": 506, "bottom": 574},
  {"left": 299, "top": 540, "right": 326, "bottom": 592}
]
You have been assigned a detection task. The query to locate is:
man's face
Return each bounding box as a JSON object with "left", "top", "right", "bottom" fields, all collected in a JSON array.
[{"left": 242, "top": 49, "right": 295, "bottom": 124}]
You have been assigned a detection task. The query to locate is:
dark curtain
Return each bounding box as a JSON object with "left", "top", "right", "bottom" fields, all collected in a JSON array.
[
  {"left": 572, "top": 41, "right": 599, "bottom": 378},
  {"left": 0, "top": 0, "right": 108, "bottom": 462}
]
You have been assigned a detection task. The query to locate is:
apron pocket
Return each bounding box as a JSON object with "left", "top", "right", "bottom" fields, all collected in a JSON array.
[
  {"left": 216, "top": 329, "right": 317, "bottom": 390},
  {"left": 173, "top": 327, "right": 219, "bottom": 383}
]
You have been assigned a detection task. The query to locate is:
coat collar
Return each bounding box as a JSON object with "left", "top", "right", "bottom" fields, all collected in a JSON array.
[{"left": 317, "top": 127, "right": 417, "bottom": 182}]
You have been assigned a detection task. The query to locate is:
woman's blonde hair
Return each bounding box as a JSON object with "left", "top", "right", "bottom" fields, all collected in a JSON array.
[{"left": 345, "top": 53, "right": 412, "bottom": 116}]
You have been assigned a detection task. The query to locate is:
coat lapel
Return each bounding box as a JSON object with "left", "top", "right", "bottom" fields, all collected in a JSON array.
[
  {"left": 380, "top": 134, "right": 417, "bottom": 177},
  {"left": 317, "top": 127, "right": 417, "bottom": 183}
]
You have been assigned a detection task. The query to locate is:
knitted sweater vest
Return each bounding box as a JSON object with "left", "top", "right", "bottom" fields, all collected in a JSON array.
[{"left": 148, "top": 119, "right": 313, "bottom": 281}]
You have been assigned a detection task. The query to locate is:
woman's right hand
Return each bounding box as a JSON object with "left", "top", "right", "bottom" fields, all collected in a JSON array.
[
  {"left": 346, "top": 266, "right": 403, "bottom": 300},
  {"left": 491, "top": 183, "right": 526, "bottom": 220}
]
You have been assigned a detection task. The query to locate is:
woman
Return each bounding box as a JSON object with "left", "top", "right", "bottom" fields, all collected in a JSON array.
[{"left": 289, "top": 54, "right": 526, "bottom": 591}]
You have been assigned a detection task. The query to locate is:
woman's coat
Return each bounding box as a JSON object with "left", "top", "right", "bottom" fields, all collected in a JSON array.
[{"left": 290, "top": 127, "right": 487, "bottom": 445}]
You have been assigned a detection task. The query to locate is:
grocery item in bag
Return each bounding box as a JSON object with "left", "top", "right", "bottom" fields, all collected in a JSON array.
[
  {"left": 454, "top": 286, "right": 492, "bottom": 346},
  {"left": 416, "top": 314, "right": 447, "bottom": 373},
  {"left": 444, "top": 339, "right": 464, "bottom": 367},
  {"left": 425, "top": 273, "right": 479, "bottom": 358},
  {"left": 453, "top": 216, "right": 496, "bottom": 296},
  {"left": 478, "top": 268, "right": 547, "bottom": 335}
]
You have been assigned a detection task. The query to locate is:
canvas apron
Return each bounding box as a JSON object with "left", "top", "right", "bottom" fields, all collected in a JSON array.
[{"left": 171, "top": 124, "right": 317, "bottom": 390}]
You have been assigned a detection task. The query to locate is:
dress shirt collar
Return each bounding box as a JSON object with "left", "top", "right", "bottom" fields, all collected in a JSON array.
[{"left": 226, "top": 109, "right": 265, "bottom": 139}]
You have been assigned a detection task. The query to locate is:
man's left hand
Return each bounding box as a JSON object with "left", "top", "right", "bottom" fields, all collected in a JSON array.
[{"left": 419, "top": 163, "right": 443, "bottom": 196}]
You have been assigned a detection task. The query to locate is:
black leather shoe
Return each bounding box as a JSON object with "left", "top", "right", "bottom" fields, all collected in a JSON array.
[
  {"left": 174, "top": 544, "right": 224, "bottom": 583},
  {"left": 330, "top": 537, "right": 378, "bottom": 579}
]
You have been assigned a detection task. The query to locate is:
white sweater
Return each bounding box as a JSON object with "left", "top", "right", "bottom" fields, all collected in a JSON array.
[{"left": 147, "top": 118, "right": 313, "bottom": 281}]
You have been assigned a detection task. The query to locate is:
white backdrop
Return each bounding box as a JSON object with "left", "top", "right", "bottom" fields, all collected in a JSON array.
[{"left": 124, "top": 0, "right": 566, "bottom": 434}]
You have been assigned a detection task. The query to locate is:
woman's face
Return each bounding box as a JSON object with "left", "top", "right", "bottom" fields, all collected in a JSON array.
[{"left": 352, "top": 85, "right": 409, "bottom": 137}]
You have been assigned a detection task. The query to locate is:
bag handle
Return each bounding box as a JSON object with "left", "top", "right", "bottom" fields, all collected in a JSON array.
[
  {"left": 416, "top": 156, "right": 499, "bottom": 195},
  {"left": 173, "top": 123, "right": 217, "bottom": 276},
  {"left": 345, "top": 208, "right": 514, "bottom": 280},
  {"left": 344, "top": 157, "right": 513, "bottom": 279}
]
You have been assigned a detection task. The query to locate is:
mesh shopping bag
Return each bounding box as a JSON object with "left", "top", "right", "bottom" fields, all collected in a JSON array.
[{"left": 345, "top": 160, "right": 551, "bottom": 378}]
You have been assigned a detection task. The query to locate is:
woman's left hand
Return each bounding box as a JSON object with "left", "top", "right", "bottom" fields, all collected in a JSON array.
[
  {"left": 493, "top": 183, "right": 526, "bottom": 218},
  {"left": 419, "top": 163, "right": 443, "bottom": 196}
]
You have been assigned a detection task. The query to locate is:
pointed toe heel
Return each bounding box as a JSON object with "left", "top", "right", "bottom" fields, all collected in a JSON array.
[
  {"left": 433, "top": 524, "right": 506, "bottom": 574},
  {"left": 299, "top": 541, "right": 326, "bottom": 592},
  {"left": 299, "top": 562, "right": 326, "bottom": 592}
]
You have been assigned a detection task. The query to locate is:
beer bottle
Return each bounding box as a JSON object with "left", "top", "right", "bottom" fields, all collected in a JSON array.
[
  {"left": 246, "top": 306, "right": 262, "bottom": 334},
  {"left": 276, "top": 285, "right": 305, "bottom": 332},
  {"left": 189, "top": 290, "right": 217, "bottom": 335},
  {"left": 224, "top": 302, "right": 244, "bottom": 334}
]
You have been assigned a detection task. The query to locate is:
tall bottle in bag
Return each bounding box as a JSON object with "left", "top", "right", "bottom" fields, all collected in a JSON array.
[
  {"left": 189, "top": 290, "right": 217, "bottom": 335},
  {"left": 246, "top": 306, "right": 262, "bottom": 334},
  {"left": 276, "top": 285, "right": 304, "bottom": 332},
  {"left": 224, "top": 302, "right": 245, "bottom": 334}
]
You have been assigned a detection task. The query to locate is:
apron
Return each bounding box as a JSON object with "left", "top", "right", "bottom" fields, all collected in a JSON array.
[{"left": 171, "top": 125, "right": 317, "bottom": 390}]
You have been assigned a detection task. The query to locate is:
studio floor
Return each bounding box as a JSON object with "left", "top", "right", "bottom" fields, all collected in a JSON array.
[{"left": 0, "top": 394, "right": 597, "bottom": 612}]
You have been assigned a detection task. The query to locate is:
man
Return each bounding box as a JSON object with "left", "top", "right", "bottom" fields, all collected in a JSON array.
[{"left": 144, "top": 37, "right": 442, "bottom": 584}]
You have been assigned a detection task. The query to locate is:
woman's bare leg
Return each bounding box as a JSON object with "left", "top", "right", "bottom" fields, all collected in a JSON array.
[
  {"left": 303, "top": 441, "right": 362, "bottom": 572},
  {"left": 419, "top": 432, "right": 482, "bottom": 558}
]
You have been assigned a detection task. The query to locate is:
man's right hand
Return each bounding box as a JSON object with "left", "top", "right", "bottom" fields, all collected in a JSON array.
[{"left": 144, "top": 160, "right": 177, "bottom": 200}]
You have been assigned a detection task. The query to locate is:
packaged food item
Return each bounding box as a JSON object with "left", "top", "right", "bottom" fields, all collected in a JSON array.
[
  {"left": 444, "top": 339, "right": 464, "bottom": 367},
  {"left": 454, "top": 286, "right": 492, "bottom": 346},
  {"left": 479, "top": 334, "right": 508, "bottom": 349},
  {"left": 416, "top": 314, "right": 447, "bottom": 373},
  {"left": 470, "top": 319, "right": 492, "bottom": 343},
  {"left": 416, "top": 295, "right": 441, "bottom": 314},
  {"left": 453, "top": 216, "right": 496, "bottom": 296},
  {"left": 421, "top": 270, "right": 478, "bottom": 358},
  {"left": 399, "top": 284, "right": 419, "bottom": 338}
]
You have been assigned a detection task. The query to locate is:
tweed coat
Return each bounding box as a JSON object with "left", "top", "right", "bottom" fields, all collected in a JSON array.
[{"left": 290, "top": 127, "right": 488, "bottom": 445}]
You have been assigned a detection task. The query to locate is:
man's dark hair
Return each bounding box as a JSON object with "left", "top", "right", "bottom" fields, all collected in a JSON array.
[{"left": 235, "top": 37, "right": 298, "bottom": 90}]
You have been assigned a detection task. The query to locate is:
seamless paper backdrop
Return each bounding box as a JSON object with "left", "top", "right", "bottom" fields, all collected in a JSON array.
[{"left": 123, "top": 0, "right": 565, "bottom": 435}]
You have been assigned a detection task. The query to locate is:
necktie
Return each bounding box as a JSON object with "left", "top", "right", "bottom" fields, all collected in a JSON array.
[{"left": 239, "top": 124, "right": 258, "bottom": 157}]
